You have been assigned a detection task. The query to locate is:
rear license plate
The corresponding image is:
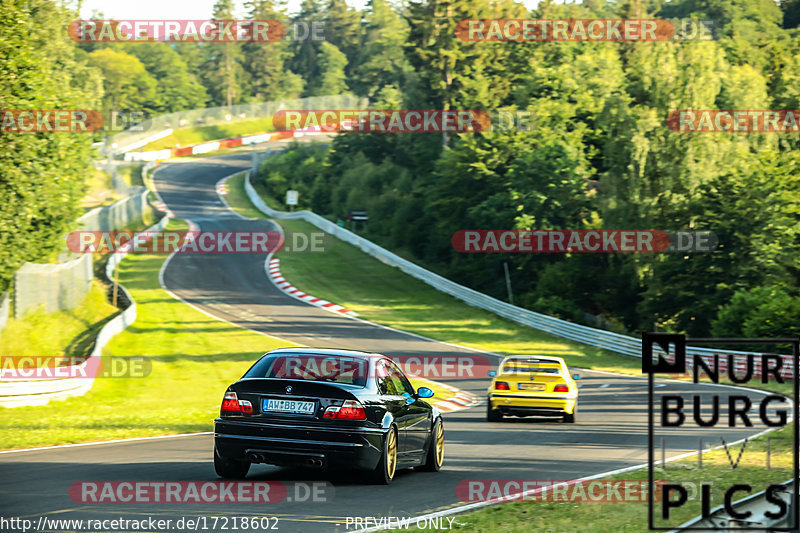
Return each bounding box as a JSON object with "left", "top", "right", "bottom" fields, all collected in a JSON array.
[
  {"left": 263, "top": 398, "right": 316, "bottom": 415},
  {"left": 519, "top": 383, "right": 546, "bottom": 391}
]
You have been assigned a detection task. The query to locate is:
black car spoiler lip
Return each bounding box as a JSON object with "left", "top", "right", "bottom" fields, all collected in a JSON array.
[{"left": 214, "top": 418, "right": 387, "bottom": 434}]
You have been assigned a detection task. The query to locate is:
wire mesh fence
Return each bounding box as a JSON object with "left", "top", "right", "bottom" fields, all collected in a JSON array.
[
  {"left": 105, "top": 94, "right": 367, "bottom": 155},
  {"left": 13, "top": 254, "right": 93, "bottom": 318}
]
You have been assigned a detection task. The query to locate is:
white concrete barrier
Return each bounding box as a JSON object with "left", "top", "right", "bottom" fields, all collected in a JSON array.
[{"left": 0, "top": 215, "right": 171, "bottom": 407}]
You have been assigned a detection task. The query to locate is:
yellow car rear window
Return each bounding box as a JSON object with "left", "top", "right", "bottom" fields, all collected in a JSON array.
[{"left": 502, "top": 362, "right": 562, "bottom": 374}]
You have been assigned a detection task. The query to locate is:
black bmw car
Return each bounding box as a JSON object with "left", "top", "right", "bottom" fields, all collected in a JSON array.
[{"left": 213, "top": 348, "right": 445, "bottom": 484}]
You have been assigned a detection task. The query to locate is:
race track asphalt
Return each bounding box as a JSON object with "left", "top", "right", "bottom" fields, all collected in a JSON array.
[{"left": 0, "top": 149, "right": 787, "bottom": 533}]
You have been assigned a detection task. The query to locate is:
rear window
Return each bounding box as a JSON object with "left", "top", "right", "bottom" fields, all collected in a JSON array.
[
  {"left": 502, "top": 359, "right": 563, "bottom": 375},
  {"left": 244, "top": 354, "right": 369, "bottom": 387}
]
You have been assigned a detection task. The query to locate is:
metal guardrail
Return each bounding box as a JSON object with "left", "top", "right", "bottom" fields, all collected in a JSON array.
[
  {"left": 670, "top": 478, "right": 798, "bottom": 531},
  {"left": 0, "top": 215, "right": 171, "bottom": 407},
  {"left": 244, "top": 169, "right": 794, "bottom": 376}
]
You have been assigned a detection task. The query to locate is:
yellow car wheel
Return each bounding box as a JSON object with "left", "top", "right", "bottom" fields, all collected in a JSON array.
[{"left": 487, "top": 397, "right": 503, "bottom": 422}]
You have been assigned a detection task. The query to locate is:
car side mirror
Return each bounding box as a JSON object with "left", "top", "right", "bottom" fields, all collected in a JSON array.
[
  {"left": 488, "top": 370, "right": 497, "bottom": 377},
  {"left": 572, "top": 374, "right": 581, "bottom": 380},
  {"left": 416, "top": 387, "right": 434, "bottom": 399}
]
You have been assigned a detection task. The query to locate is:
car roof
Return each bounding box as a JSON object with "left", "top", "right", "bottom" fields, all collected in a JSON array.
[{"left": 265, "top": 347, "right": 386, "bottom": 359}]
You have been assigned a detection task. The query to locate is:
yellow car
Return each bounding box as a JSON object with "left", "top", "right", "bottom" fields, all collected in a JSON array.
[{"left": 487, "top": 356, "right": 580, "bottom": 423}]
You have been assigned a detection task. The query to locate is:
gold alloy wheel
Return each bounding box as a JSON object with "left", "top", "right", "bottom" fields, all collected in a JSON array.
[
  {"left": 434, "top": 422, "right": 444, "bottom": 466},
  {"left": 386, "top": 428, "right": 397, "bottom": 479}
]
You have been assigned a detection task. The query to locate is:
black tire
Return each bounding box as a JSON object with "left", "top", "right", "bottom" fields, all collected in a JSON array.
[
  {"left": 563, "top": 406, "right": 577, "bottom": 423},
  {"left": 419, "top": 418, "right": 444, "bottom": 472},
  {"left": 487, "top": 398, "right": 503, "bottom": 422},
  {"left": 369, "top": 427, "right": 398, "bottom": 485},
  {"left": 214, "top": 447, "right": 250, "bottom": 479}
]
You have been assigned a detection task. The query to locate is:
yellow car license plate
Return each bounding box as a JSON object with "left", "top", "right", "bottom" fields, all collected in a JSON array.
[{"left": 518, "top": 383, "right": 546, "bottom": 391}]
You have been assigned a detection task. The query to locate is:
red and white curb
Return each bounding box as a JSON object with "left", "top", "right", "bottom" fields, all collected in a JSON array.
[
  {"left": 215, "top": 178, "right": 230, "bottom": 196},
  {"left": 267, "top": 258, "right": 358, "bottom": 317},
  {"left": 428, "top": 382, "right": 479, "bottom": 413}
]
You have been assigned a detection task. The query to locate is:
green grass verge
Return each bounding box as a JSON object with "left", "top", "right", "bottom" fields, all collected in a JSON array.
[
  {"left": 0, "top": 219, "right": 294, "bottom": 449},
  {"left": 0, "top": 217, "right": 453, "bottom": 449},
  {"left": 428, "top": 423, "right": 795, "bottom": 532},
  {"left": 224, "top": 171, "right": 265, "bottom": 219},
  {"left": 82, "top": 167, "right": 124, "bottom": 210},
  {"left": 0, "top": 282, "right": 118, "bottom": 359},
  {"left": 117, "top": 163, "right": 144, "bottom": 187},
  {"left": 143, "top": 118, "right": 274, "bottom": 151},
  {"left": 224, "top": 173, "right": 650, "bottom": 376}
]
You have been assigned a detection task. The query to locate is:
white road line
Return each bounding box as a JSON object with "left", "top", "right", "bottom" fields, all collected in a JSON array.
[
  {"left": 354, "top": 421, "right": 791, "bottom": 532},
  {"left": 154, "top": 168, "right": 302, "bottom": 344},
  {"left": 0, "top": 432, "right": 213, "bottom": 455}
]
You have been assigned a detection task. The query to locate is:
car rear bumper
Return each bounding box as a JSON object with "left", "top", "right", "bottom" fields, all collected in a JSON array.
[
  {"left": 489, "top": 394, "right": 577, "bottom": 415},
  {"left": 214, "top": 419, "right": 386, "bottom": 470}
]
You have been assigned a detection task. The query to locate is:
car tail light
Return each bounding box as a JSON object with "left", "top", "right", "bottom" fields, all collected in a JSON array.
[
  {"left": 220, "top": 391, "right": 252, "bottom": 414},
  {"left": 495, "top": 382, "right": 510, "bottom": 391},
  {"left": 323, "top": 400, "right": 366, "bottom": 420},
  {"left": 554, "top": 385, "right": 569, "bottom": 392}
]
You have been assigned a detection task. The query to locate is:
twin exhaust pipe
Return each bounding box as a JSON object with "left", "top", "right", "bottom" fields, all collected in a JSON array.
[{"left": 248, "top": 452, "right": 324, "bottom": 468}]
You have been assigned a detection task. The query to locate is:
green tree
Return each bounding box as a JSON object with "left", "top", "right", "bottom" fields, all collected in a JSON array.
[
  {"left": 243, "top": 0, "right": 304, "bottom": 101},
  {"left": 0, "top": 0, "right": 102, "bottom": 291},
  {"left": 782, "top": 0, "right": 800, "bottom": 27},
  {"left": 289, "top": 0, "right": 326, "bottom": 90},
  {"left": 87, "top": 48, "right": 159, "bottom": 115},
  {"left": 306, "top": 42, "right": 349, "bottom": 95},
  {"left": 324, "top": 0, "right": 363, "bottom": 68},
  {"left": 713, "top": 286, "right": 800, "bottom": 338},
  {"left": 124, "top": 43, "right": 209, "bottom": 112},
  {"left": 351, "top": 0, "right": 411, "bottom": 99},
  {"left": 202, "top": 0, "right": 249, "bottom": 106}
]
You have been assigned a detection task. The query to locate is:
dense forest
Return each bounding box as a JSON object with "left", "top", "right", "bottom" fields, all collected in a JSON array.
[
  {"left": 1, "top": 0, "right": 799, "bottom": 338},
  {"left": 250, "top": 0, "right": 800, "bottom": 338}
]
